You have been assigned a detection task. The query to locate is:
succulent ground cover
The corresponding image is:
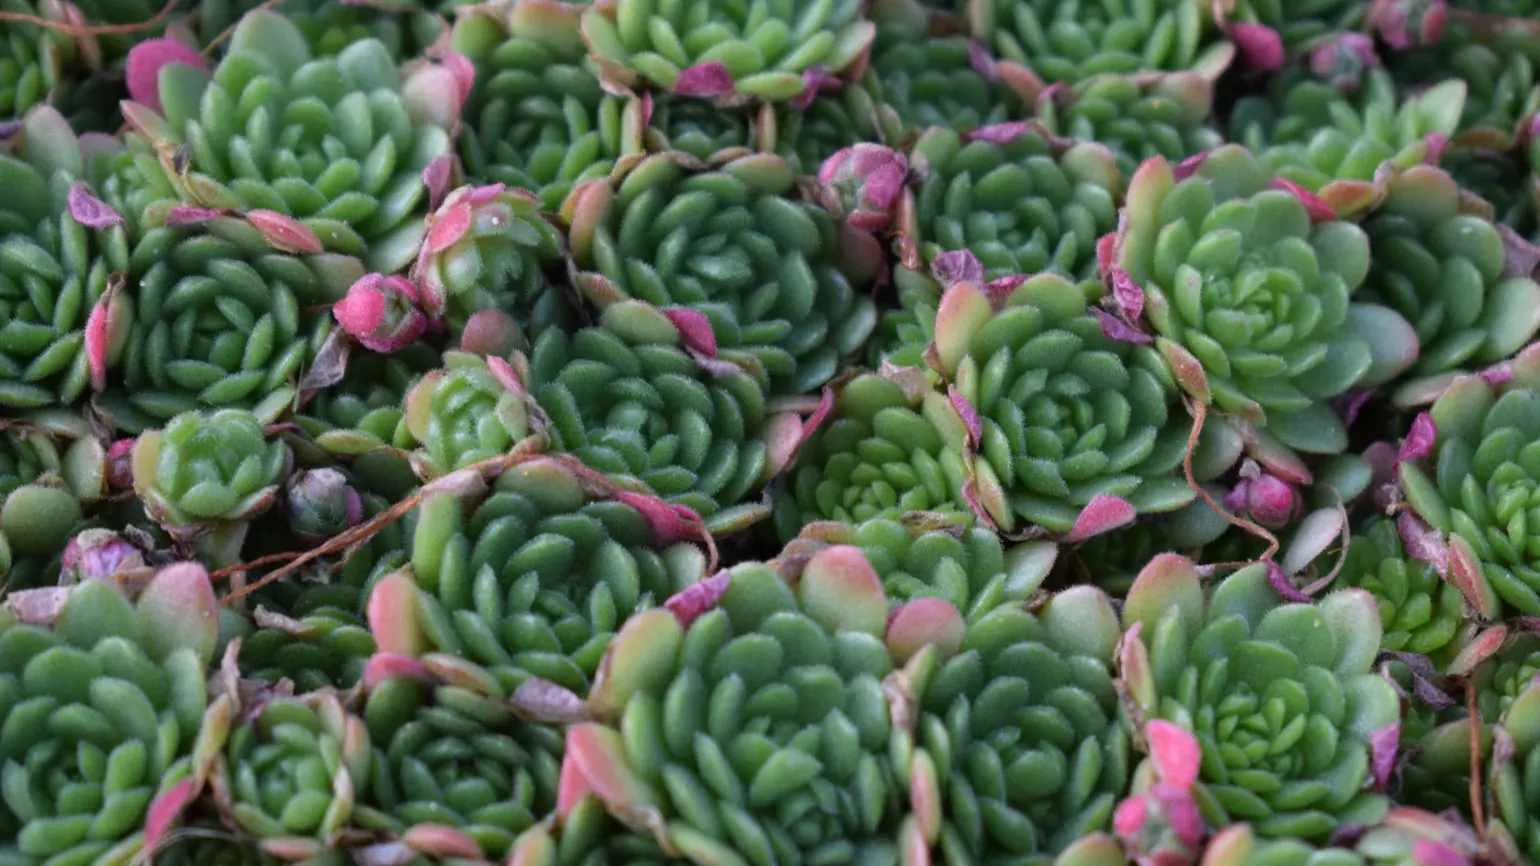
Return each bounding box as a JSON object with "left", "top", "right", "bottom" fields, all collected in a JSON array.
[{"left": 13, "top": 0, "right": 1540, "bottom": 864}]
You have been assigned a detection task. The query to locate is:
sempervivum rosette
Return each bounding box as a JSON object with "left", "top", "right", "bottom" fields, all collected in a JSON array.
[
  {"left": 1358, "top": 166, "right": 1540, "bottom": 406},
  {"left": 0, "top": 562, "right": 219, "bottom": 866},
  {"left": 1340, "top": 517, "right": 1467, "bottom": 664},
  {"left": 894, "top": 123, "right": 1121, "bottom": 301},
  {"left": 0, "top": 107, "right": 129, "bottom": 409},
  {"left": 90, "top": 210, "right": 362, "bottom": 431},
  {"left": 1036, "top": 73, "right": 1224, "bottom": 179},
  {"left": 353, "top": 663, "right": 565, "bottom": 862},
  {"left": 966, "top": 0, "right": 1235, "bottom": 92},
  {"left": 117, "top": 11, "right": 462, "bottom": 272},
  {"left": 366, "top": 456, "right": 709, "bottom": 697},
  {"left": 1109, "top": 145, "right": 1418, "bottom": 457},
  {"left": 1118, "top": 555, "right": 1398, "bottom": 841},
  {"left": 640, "top": 94, "right": 758, "bottom": 161},
  {"left": 1396, "top": 347, "right": 1540, "bottom": 618},
  {"left": 563, "top": 151, "right": 879, "bottom": 397},
  {"left": 399, "top": 351, "right": 532, "bottom": 479},
  {"left": 772, "top": 371, "right": 971, "bottom": 540},
  {"left": 578, "top": 0, "right": 876, "bottom": 103},
  {"left": 452, "top": 0, "right": 645, "bottom": 212},
  {"left": 929, "top": 265, "right": 1198, "bottom": 537},
  {"left": 901, "top": 585, "right": 1130, "bottom": 860},
  {"left": 558, "top": 547, "right": 915, "bottom": 864}
]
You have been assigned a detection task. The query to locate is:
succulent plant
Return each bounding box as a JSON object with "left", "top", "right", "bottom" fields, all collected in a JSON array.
[
  {"left": 930, "top": 269, "right": 1197, "bottom": 535},
  {"left": 640, "top": 94, "right": 758, "bottom": 161},
  {"left": 1112, "top": 145, "right": 1418, "bottom": 455},
  {"left": 1490, "top": 671, "right": 1540, "bottom": 861},
  {"left": 355, "top": 670, "right": 564, "bottom": 861},
  {"left": 966, "top": 0, "right": 1235, "bottom": 91},
  {"left": 399, "top": 351, "right": 531, "bottom": 480},
  {"left": 579, "top": 0, "right": 876, "bottom": 102},
  {"left": 1036, "top": 73, "right": 1223, "bottom": 180},
  {"left": 1214, "top": 0, "right": 1363, "bottom": 56},
  {"left": 564, "top": 152, "right": 879, "bottom": 397},
  {"left": 559, "top": 549, "right": 910, "bottom": 864},
  {"left": 0, "top": 0, "right": 96, "bottom": 123},
  {"left": 1389, "top": 31, "right": 1536, "bottom": 141},
  {"left": 367, "top": 457, "right": 709, "bottom": 697},
  {"left": 1118, "top": 555, "right": 1398, "bottom": 841},
  {"left": 1397, "top": 348, "right": 1540, "bottom": 618},
  {"left": 118, "top": 11, "right": 461, "bottom": 273},
  {"left": 768, "top": 88, "right": 890, "bottom": 176},
  {"left": 896, "top": 123, "right": 1121, "bottom": 302},
  {"left": 904, "top": 584, "right": 1129, "bottom": 859},
  {"left": 773, "top": 371, "right": 971, "bottom": 539},
  {"left": 1339, "top": 518, "right": 1467, "bottom": 663},
  {"left": 1359, "top": 166, "right": 1540, "bottom": 401},
  {"left": 0, "top": 561, "right": 219, "bottom": 866}
]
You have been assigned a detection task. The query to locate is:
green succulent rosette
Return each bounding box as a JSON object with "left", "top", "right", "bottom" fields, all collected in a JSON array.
[
  {"left": 579, "top": 0, "right": 876, "bottom": 103},
  {"left": 563, "top": 152, "right": 878, "bottom": 397},
  {"left": 965, "top": 0, "right": 1235, "bottom": 91},
  {"left": 1112, "top": 145, "right": 1418, "bottom": 456},
  {"left": 640, "top": 94, "right": 759, "bottom": 162},
  {"left": 366, "top": 455, "right": 710, "bottom": 698},
  {"left": 191, "top": 0, "right": 439, "bottom": 60},
  {"left": 0, "top": 0, "right": 96, "bottom": 122},
  {"left": 1397, "top": 347, "right": 1540, "bottom": 618},
  {"left": 452, "top": 0, "right": 647, "bottom": 212},
  {"left": 118, "top": 11, "right": 460, "bottom": 273},
  {"left": 772, "top": 372, "right": 972, "bottom": 540},
  {"left": 767, "top": 87, "right": 888, "bottom": 176},
  {"left": 1340, "top": 518, "right": 1467, "bottom": 663},
  {"left": 398, "top": 351, "right": 533, "bottom": 480},
  {"left": 1388, "top": 25, "right": 1539, "bottom": 142},
  {"left": 865, "top": 277, "right": 939, "bottom": 368},
  {"left": 902, "top": 585, "right": 1128, "bottom": 860},
  {"left": 894, "top": 123, "right": 1122, "bottom": 300},
  {"left": 354, "top": 669, "right": 564, "bottom": 862},
  {"left": 1036, "top": 73, "right": 1223, "bottom": 180},
  {"left": 929, "top": 268, "right": 1196, "bottom": 536},
  {"left": 559, "top": 548, "right": 913, "bottom": 865},
  {"left": 1359, "top": 166, "right": 1540, "bottom": 405},
  {"left": 1118, "top": 555, "right": 1399, "bottom": 841},
  {"left": 0, "top": 562, "right": 219, "bottom": 866}
]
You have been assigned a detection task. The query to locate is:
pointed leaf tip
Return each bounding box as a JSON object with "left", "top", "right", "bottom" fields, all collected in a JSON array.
[
  {"left": 664, "top": 570, "right": 730, "bottom": 629},
  {"left": 662, "top": 308, "right": 718, "bottom": 356},
  {"left": 1399, "top": 413, "right": 1436, "bottom": 463},
  {"left": 1065, "top": 495, "right": 1136, "bottom": 542},
  {"left": 144, "top": 778, "right": 197, "bottom": 855},
  {"left": 1371, "top": 722, "right": 1399, "bottom": 793},
  {"left": 247, "top": 209, "right": 324, "bottom": 254}
]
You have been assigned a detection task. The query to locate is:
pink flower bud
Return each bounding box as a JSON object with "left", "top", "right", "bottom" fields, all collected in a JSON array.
[
  {"left": 818, "top": 144, "right": 907, "bottom": 231},
  {"left": 60, "top": 529, "right": 146, "bottom": 584},
  {"left": 333, "top": 274, "right": 430, "bottom": 354}
]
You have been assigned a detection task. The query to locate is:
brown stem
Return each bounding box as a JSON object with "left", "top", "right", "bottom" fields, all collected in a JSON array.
[
  {"left": 208, "top": 549, "right": 302, "bottom": 582},
  {"left": 1468, "top": 680, "right": 1487, "bottom": 841},
  {"left": 1183, "top": 399, "right": 1279, "bottom": 562},
  {"left": 0, "top": 0, "right": 180, "bottom": 35}
]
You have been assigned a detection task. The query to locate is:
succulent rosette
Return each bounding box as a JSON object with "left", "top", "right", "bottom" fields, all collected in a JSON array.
[
  {"left": 0, "top": 108, "right": 129, "bottom": 409},
  {"left": 367, "top": 456, "right": 709, "bottom": 697},
  {"left": 118, "top": 11, "right": 461, "bottom": 272},
  {"left": 1113, "top": 145, "right": 1418, "bottom": 455},
  {"left": 1359, "top": 166, "right": 1540, "bottom": 403},
  {"left": 1118, "top": 555, "right": 1399, "bottom": 841},
  {"left": 773, "top": 372, "right": 972, "bottom": 540},
  {"left": 564, "top": 152, "right": 879, "bottom": 397},
  {"left": 966, "top": 0, "right": 1235, "bottom": 92},
  {"left": 0, "top": 561, "right": 219, "bottom": 866},
  {"left": 394, "top": 351, "right": 531, "bottom": 480},
  {"left": 559, "top": 549, "right": 910, "bottom": 864},
  {"left": 933, "top": 267, "right": 1199, "bottom": 535},
  {"left": 894, "top": 123, "right": 1121, "bottom": 300},
  {"left": 1389, "top": 28, "right": 1534, "bottom": 140},
  {"left": 579, "top": 0, "right": 876, "bottom": 102},
  {"left": 640, "top": 94, "right": 758, "bottom": 161},
  {"left": 354, "top": 668, "right": 564, "bottom": 861},
  {"left": 1339, "top": 518, "right": 1467, "bottom": 663},
  {"left": 902, "top": 584, "right": 1129, "bottom": 860},
  {"left": 453, "top": 0, "right": 645, "bottom": 212},
  {"left": 0, "top": 0, "right": 98, "bottom": 123},
  {"left": 529, "top": 301, "right": 794, "bottom": 524},
  {"left": 1036, "top": 73, "right": 1224, "bottom": 179},
  {"left": 1397, "top": 348, "right": 1540, "bottom": 617}
]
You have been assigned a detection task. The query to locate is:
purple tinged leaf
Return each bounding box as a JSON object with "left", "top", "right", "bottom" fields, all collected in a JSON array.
[
  {"left": 247, "top": 209, "right": 324, "bottom": 254},
  {"left": 1497, "top": 223, "right": 1540, "bottom": 278},
  {"left": 333, "top": 274, "right": 429, "bottom": 354},
  {"left": 664, "top": 570, "right": 730, "bottom": 629},
  {"left": 508, "top": 678, "right": 590, "bottom": 724},
  {"left": 1152, "top": 781, "right": 1206, "bottom": 848},
  {"left": 1331, "top": 388, "right": 1374, "bottom": 426},
  {"left": 165, "top": 205, "right": 232, "bottom": 225},
  {"left": 1399, "top": 413, "right": 1437, "bottom": 463},
  {"left": 1423, "top": 132, "right": 1449, "bottom": 165},
  {"left": 949, "top": 386, "right": 981, "bottom": 448},
  {"left": 1065, "top": 495, "right": 1136, "bottom": 542},
  {"left": 1269, "top": 177, "right": 1337, "bottom": 221},
  {"left": 1396, "top": 511, "right": 1448, "bottom": 576},
  {"left": 968, "top": 39, "right": 997, "bottom": 81},
  {"left": 791, "top": 65, "right": 841, "bottom": 111},
  {"left": 931, "top": 249, "right": 985, "bottom": 288},
  {"left": 361, "top": 652, "right": 434, "bottom": 688},
  {"left": 1096, "top": 231, "right": 1117, "bottom": 276},
  {"left": 1172, "top": 151, "right": 1209, "bottom": 181},
  {"left": 0, "top": 120, "right": 20, "bottom": 140},
  {"left": 144, "top": 779, "right": 197, "bottom": 857},
  {"left": 1414, "top": 674, "right": 1458, "bottom": 710},
  {"left": 966, "top": 121, "right": 1031, "bottom": 144},
  {"left": 422, "top": 155, "right": 452, "bottom": 212},
  {"left": 1411, "top": 840, "right": 1470, "bottom": 866},
  {"left": 1109, "top": 265, "right": 1144, "bottom": 321},
  {"left": 1371, "top": 722, "right": 1399, "bottom": 792},
  {"left": 1266, "top": 560, "right": 1312, "bottom": 603},
  {"left": 961, "top": 479, "right": 1000, "bottom": 533},
  {"left": 1093, "top": 308, "right": 1152, "bottom": 344},
  {"left": 662, "top": 308, "right": 718, "bottom": 357},
  {"left": 1230, "top": 22, "right": 1285, "bottom": 72},
  {"left": 1308, "top": 32, "right": 1379, "bottom": 93},
  {"left": 673, "top": 61, "right": 734, "bottom": 96},
  {"left": 66, "top": 182, "right": 124, "bottom": 229}
]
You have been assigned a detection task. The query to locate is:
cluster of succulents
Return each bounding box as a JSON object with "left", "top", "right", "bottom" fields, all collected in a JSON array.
[{"left": 16, "top": 0, "right": 1540, "bottom": 864}]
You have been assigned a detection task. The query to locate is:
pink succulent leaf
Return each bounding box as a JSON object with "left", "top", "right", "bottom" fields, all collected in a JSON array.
[
  {"left": 143, "top": 779, "right": 197, "bottom": 856},
  {"left": 106, "top": 439, "right": 134, "bottom": 489},
  {"left": 1411, "top": 840, "right": 1469, "bottom": 866},
  {"left": 931, "top": 249, "right": 985, "bottom": 288},
  {"left": 1093, "top": 307, "right": 1152, "bottom": 344},
  {"left": 125, "top": 38, "right": 207, "bottom": 115},
  {"left": 1112, "top": 796, "right": 1148, "bottom": 837},
  {"left": 1096, "top": 232, "right": 1116, "bottom": 276},
  {"left": 422, "top": 155, "right": 453, "bottom": 212},
  {"left": 1065, "top": 495, "right": 1136, "bottom": 543},
  {"left": 1308, "top": 32, "right": 1379, "bottom": 93},
  {"left": 1423, "top": 132, "right": 1449, "bottom": 164},
  {"left": 84, "top": 294, "right": 112, "bottom": 391},
  {"left": 1146, "top": 719, "right": 1200, "bottom": 789},
  {"left": 1397, "top": 511, "right": 1449, "bottom": 576},
  {"left": 247, "top": 209, "right": 324, "bottom": 254},
  {"left": 673, "top": 61, "right": 734, "bottom": 96},
  {"left": 817, "top": 148, "right": 850, "bottom": 186},
  {"left": 968, "top": 39, "right": 998, "bottom": 81},
  {"left": 613, "top": 490, "right": 684, "bottom": 543},
  {"left": 333, "top": 274, "right": 429, "bottom": 354},
  {"left": 1482, "top": 359, "right": 1517, "bottom": 386},
  {"left": 464, "top": 183, "right": 506, "bottom": 205},
  {"left": 165, "top": 205, "right": 232, "bottom": 225},
  {"left": 1266, "top": 560, "right": 1313, "bottom": 603},
  {"left": 791, "top": 65, "right": 841, "bottom": 111},
  {"left": 1269, "top": 178, "right": 1336, "bottom": 221},
  {"left": 1399, "top": 413, "right": 1437, "bottom": 464},
  {"left": 1150, "top": 781, "right": 1207, "bottom": 848},
  {"left": 861, "top": 160, "right": 906, "bottom": 212},
  {"left": 1172, "top": 151, "right": 1209, "bottom": 181},
  {"left": 949, "top": 386, "right": 982, "bottom": 448},
  {"left": 1230, "top": 22, "right": 1285, "bottom": 72},
  {"left": 1223, "top": 479, "right": 1250, "bottom": 513},
  {"left": 638, "top": 91, "right": 654, "bottom": 129},
  {"left": 1370, "top": 722, "right": 1399, "bottom": 793},
  {"left": 1331, "top": 389, "right": 1374, "bottom": 427},
  {"left": 663, "top": 308, "right": 718, "bottom": 357},
  {"left": 67, "top": 182, "right": 125, "bottom": 230},
  {"left": 966, "top": 121, "right": 1031, "bottom": 144},
  {"left": 362, "top": 652, "right": 435, "bottom": 688},
  {"left": 664, "top": 570, "right": 731, "bottom": 629},
  {"left": 443, "top": 51, "right": 475, "bottom": 106},
  {"left": 486, "top": 355, "right": 524, "bottom": 394},
  {"left": 424, "top": 200, "right": 473, "bottom": 255},
  {"left": 509, "top": 678, "right": 590, "bottom": 724},
  {"left": 1110, "top": 265, "right": 1144, "bottom": 321},
  {"left": 1245, "top": 474, "right": 1296, "bottom": 526}
]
